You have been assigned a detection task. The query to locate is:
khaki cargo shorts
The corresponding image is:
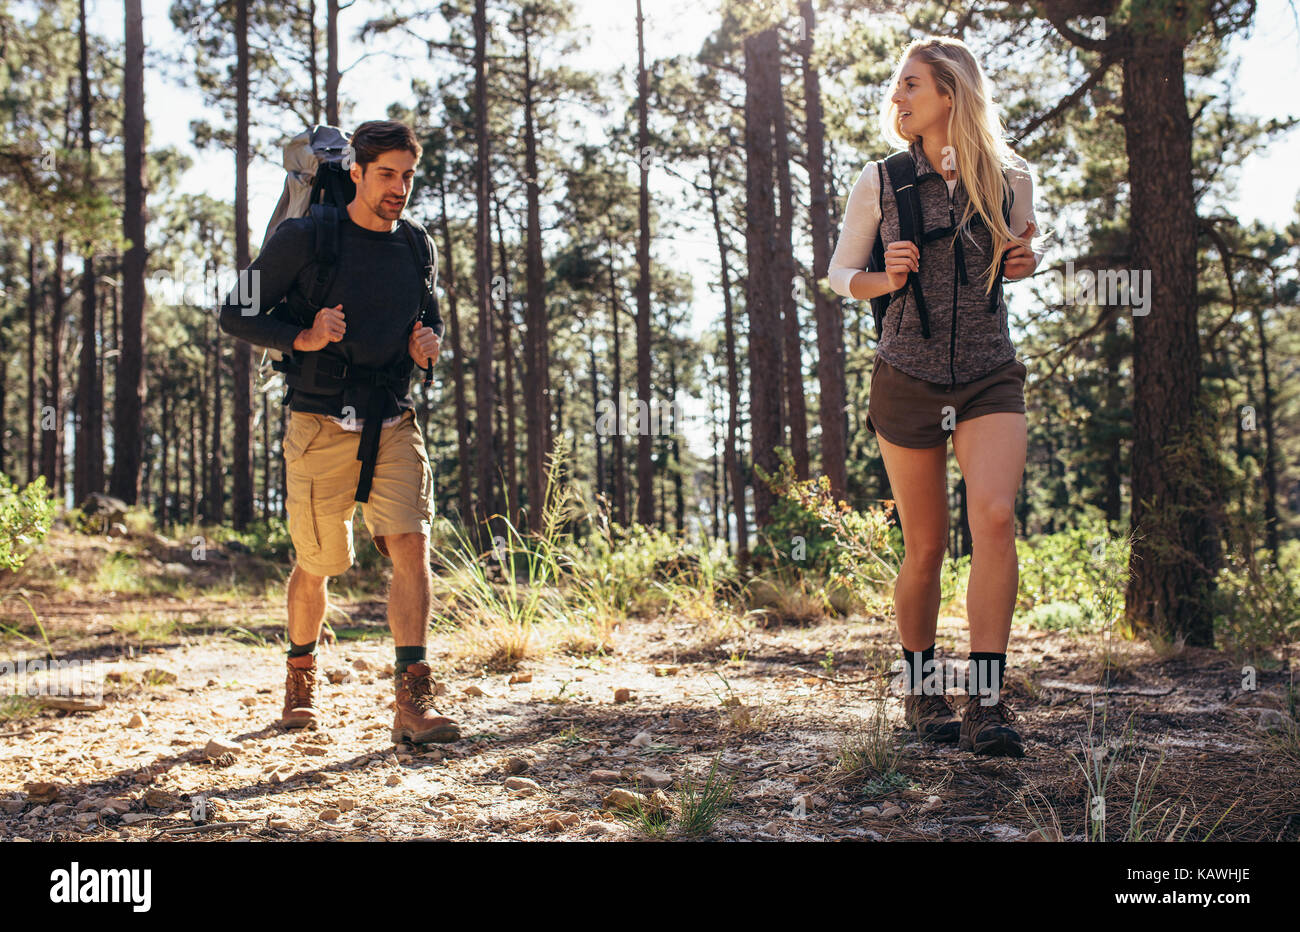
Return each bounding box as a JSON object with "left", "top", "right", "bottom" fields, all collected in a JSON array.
[
  {"left": 867, "top": 354, "right": 1026, "bottom": 449},
  {"left": 283, "top": 409, "right": 433, "bottom": 577}
]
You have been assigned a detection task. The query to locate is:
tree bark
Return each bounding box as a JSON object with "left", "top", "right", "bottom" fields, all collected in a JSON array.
[
  {"left": 438, "top": 174, "right": 473, "bottom": 528},
  {"left": 231, "top": 0, "right": 254, "bottom": 530},
  {"left": 634, "top": 0, "right": 654, "bottom": 527},
  {"left": 799, "top": 0, "right": 847, "bottom": 499},
  {"left": 111, "top": 0, "right": 147, "bottom": 505},
  {"left": 744, "top": 26, "right": 782, "bottom": 528},
  {"left": 1121, "top": 30, "right": 1218, "bottom": 646}
]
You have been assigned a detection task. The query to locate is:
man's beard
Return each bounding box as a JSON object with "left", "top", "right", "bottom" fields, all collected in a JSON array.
[{"left": 374, "top": 194, "right": 404, "bottom": 219}]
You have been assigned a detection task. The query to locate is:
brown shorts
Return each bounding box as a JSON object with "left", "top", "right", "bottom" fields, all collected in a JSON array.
[
  {"left": 283, "top": 408, "right": 433, "bottom": 577},
  {"left": 867, "top": 355, "right": 1026, "bottom": 449}
]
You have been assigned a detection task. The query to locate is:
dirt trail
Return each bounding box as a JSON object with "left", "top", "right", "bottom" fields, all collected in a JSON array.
[{"left": 1, "top": 540, "right": 1297, "bottom": 842}]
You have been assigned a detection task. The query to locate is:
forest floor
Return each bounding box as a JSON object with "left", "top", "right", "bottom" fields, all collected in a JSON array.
[{"left": 1, "top": 530, "right": 1297, "bottom": 842}]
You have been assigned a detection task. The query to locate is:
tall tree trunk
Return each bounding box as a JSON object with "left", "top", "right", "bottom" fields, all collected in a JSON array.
[
  {"left": 607, "top": 241, "right": 627, "bottom": 527},
  {"left": 1101, "top": 308, "right": 1122, "bottom": 525},
  {"left": 326, "top": 0, "right": 339, "bottom": 125},
  {"left": 634, "top": 0, "right": 654, "bottom": 527},
  {"left": 589, "top": 334, "right": 603, "bottom": 501},
  {"left": 26, "top": 243, "right": 39, "bottom": 486},
  {"left": 743, "top": 26, "right": 782, "bottom": 529},
  {"left": 111, "top": 0, "right": 146, "bottom": 505},
  {"left": 706, "top": 150, "right": 747, "bottom": 563},
  {"left": 208, "top": 273, "right": 225, "bottom": 524},
  {"left": 438, "top": 175, "right": 473, "bottom": 527},
  {"left": 521, "top": 15, "right": 550, "bottom": 526},
  {"left": 308, "top": 0, "right": 320, "bottom": 125},
  {"left": 231, "top": 0, "right": 254, "bottom": 529},
  {"left": 74, "top": 0, "right": 102, "bottom": 504},
  {"left": 773, "top": 58, "right": 807, "bottom": 478},
  {"left": 799, "top": 0, "right": 847, "bottom": 498},
  {"left": 1121, "top": 30, "right": 1218, "bottom": 646},
  {"left": 492, "top": 185, "right": 519, "bottom": 526},
  {"left": 1252, "top": 303, "right": 1279, "bottom": 558},
  {"left": 472, "top": 0, "right": 498, "bottom": 544},
  {"left": 42, "top": 235, "right": 66, "bottom": 495}
]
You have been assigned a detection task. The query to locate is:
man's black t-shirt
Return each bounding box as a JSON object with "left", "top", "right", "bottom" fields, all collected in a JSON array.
[{"left": 217, "top": 210, "right": 443, "bottom": 421}]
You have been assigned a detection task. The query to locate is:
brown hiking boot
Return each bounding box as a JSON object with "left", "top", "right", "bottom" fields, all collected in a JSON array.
[
  {"left": 903, "top": 689, "right": 960, "bottom": 742},
  {"left": 959, "top": 694, "right": 1025, "bottom": 757},
  {"left": 280, "top": 653, "right": 318, "bottom": 729},
  {"left": 392, "top": 662, "right": 460, "bottom": 744}
]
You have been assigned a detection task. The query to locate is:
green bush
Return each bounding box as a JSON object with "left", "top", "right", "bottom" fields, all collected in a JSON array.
[
  {"left": 1211, "top": 541, "right": 1300, "bottom": 664},
  {"left": 1016, "top": 511, "right": 1132, "bottom": 624},
  {"left": 0, "top": 475, "right": 55, "bottom": 572},
  {"left": 1024, "top": 600, "right": 1091, "bottom": 632}
]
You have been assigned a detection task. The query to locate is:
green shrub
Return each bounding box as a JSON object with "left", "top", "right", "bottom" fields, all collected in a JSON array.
[
  {"left": 0, "top": 475, "right": 55, "bottom": 572},
  {"left": 1211, "top": 542, "right": 1300, "bottom": 664},
  {"left": 1025, "top": 600, "right": 1091, "bottom": 632},
  {"left": 1016, "top": 511, "right": 1133, "bottom": 622}
]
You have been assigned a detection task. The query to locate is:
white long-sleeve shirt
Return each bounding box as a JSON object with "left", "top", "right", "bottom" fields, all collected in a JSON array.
[{"left": 827, "top": 152, "right": 1045, "bottom": 298}]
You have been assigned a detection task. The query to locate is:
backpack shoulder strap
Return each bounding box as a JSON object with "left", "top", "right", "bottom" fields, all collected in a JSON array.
[
  {"left": 883, "top": 151, "right": 922, "bottom": 244},
  {"left": 306, "top": 203, "right": 343, "bottom": 313}
]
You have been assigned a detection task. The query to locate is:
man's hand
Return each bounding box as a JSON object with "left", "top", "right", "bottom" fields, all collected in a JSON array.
[
  {"left": 1003, "top": 221, "right": 1038, "bottom": 281},
  {"left": 409, "top": 322, "right": 441, "bottom": 369},
  {"left": 293, "top": 304, "right": 345, "bottom": 352}
]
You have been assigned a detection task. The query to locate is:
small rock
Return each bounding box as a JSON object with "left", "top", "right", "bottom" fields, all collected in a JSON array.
[
  {"left": 794, "top": 773, "right": 812, "bottom": 784},
  {"left": 100, "top": 798, "right": 133, "bottom": 814},
  {"left": 325, "top": 669, "right": 352, "bottom": 685},
  {"left": 639, "top": 769, "right": 672, "bottom": 789},
  {"left": 613, "top": 687, "right": 632, "bottom": 703},
  {"left": 503, "top": 756, "right": 530, "bottom": 775},
  {"left": 463, "top": 685, "right": 485, "bottom": 697},
  {"left": 203, "top": 736, "right": 242, "bottom": 760},
  {"left": 508, "top": 672, "right": 532, "bottom": 684},
  {"left": 337, "top": 798, "right": 357, "bottom": 812},
  {"left": 629, "top": 731, "right": 652, "bottom": 748},
  {"left": 41, "top": 696, "right": 105, "bottom": 712},
  {"left": 385, "top": 775, "right": 402, "bottom": 787},
  {"left": 23, "top": 783, "right": 60, "bottom": 804},
  {"left": 653, "top": 665, "right": 679, "bottom": 677},
  {"left": 352, "top": 658, "right": 370, "bottom": 672},
  {"left": 879, "top": 804, "right": 903, "bottom": 820},
  {"left": 238, "top": 697, "right": 258, "bottom": 708},
  {"left": 0, "top": 799, "right": 26, "bottom": 815},
  {"left": 1027, "top": 826, "right": 1063, "bottom": 842},
  {"left": 588, "top": 770, "right": 622, "bottom": 784},
  {"left": 761, "top": 820, "right": 783, "bottom": 835},
  {"left": 319, "top": 808, "right": 341, "bottom": 821},
  {"left": 861, "top": 805, "right": 881, "bottom": 817},
  {"left": 602, "top": 788, "right": 647, "bottom": 812},
  {"left": 143, "top": 788, "right": 182, "bottom": 809},
  {"left": 504, "top": 777, "right": 541, "bottom": 796},
  {"left": 126, "top": 712, "right": 146, "bottom": 728},
  {"left": 919, "top": 795, "right": 942, "bottom": 814},
  {"left": 583, "top": 821, "right": 620, "bottom": 836}
]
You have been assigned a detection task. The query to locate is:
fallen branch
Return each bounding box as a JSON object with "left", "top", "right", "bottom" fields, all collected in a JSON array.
[
  {"left": 152, "top": 820, "right": 251, "bottom": 838},
  {"left": 1039, "top": 679, "right": 1175, "bottom": 697}
]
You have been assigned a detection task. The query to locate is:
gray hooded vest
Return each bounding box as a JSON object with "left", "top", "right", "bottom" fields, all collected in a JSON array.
[{"left": 875, "top": 141, "right": 1015, "bottom": 387}]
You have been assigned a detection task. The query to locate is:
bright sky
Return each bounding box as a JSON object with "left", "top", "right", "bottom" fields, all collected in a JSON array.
[{"left": 88, "top": 0, "right": 1300, "bottom": 458}]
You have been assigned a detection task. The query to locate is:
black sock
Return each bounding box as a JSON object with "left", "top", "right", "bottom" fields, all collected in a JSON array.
[
  {"left": 901, "top": 643, "right": 936, "bottom": 693},
  {"left": 288, "top": 637, "right": 317, "bottom": 658},
  {"left": 967, "top": 652, "right": 1007, "bottom": 703},
  {"left": 395, "top": 646, "right": 426, "bottom": 673}
]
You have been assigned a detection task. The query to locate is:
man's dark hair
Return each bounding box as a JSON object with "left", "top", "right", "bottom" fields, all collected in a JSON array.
[{"left": 350, "top": 120, "right": 422, "bottom": 172}]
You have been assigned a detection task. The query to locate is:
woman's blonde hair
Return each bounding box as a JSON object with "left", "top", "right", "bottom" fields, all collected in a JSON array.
[{"left": 879, "top": 37, "right": 1033, "bottom": 296}]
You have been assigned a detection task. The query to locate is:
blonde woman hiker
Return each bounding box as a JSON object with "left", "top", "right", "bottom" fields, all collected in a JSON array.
[
  {"left": 219, "top": 120, "right": 460, "bottom": 745},
  {"left": 827, "top": 37, "right": 1045, "bottom": 756}
]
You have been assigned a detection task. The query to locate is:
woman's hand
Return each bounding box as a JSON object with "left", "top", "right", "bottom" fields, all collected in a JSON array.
[
  {"left": 884, "top": 240, "right": 919, "bottom": 291},
  {"left": 1002, "top": 221, "right": 1038, "bottom": 280}
]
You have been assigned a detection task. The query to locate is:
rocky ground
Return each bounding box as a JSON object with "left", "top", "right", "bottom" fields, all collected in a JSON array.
[{"left": 1, "top": 534, "right": 1297, "bottom": 842}]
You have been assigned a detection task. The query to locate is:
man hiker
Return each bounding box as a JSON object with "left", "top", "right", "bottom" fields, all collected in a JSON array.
[{"left": 218, "top": 119, "right": 459, "bottom": 744}]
